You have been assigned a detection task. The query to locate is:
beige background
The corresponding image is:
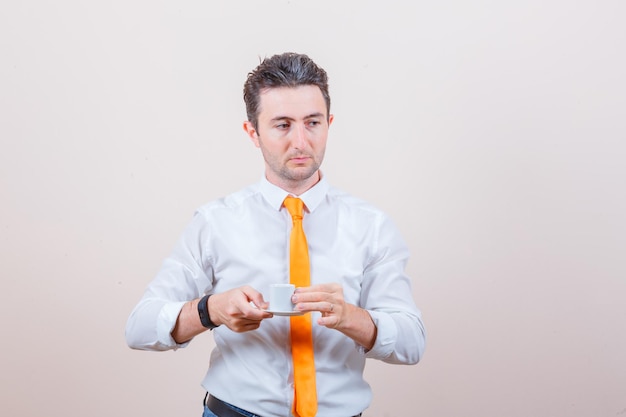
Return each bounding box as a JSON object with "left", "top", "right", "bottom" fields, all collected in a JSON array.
[{"left": 1, "top": 1, "right": 625, "bottom": 416}]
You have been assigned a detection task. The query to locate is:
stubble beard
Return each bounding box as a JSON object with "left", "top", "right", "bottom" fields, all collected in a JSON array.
[
  {"left": 258, "top": 137, "right": 326, "bottom": 187},
  {"left": 279, "top": 160, "right": 320, "bottom": 182},
  {"left": 264, "top": 152, "right": 324, "bottom": 186}
]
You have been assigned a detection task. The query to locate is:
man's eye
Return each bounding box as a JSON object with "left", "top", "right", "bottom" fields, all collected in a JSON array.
[
  {"left": 307, "top": 120, "right": 320, "bottom": 127},
  {"left": 276, "top": 123, "right": 289, "bottom": 129}
]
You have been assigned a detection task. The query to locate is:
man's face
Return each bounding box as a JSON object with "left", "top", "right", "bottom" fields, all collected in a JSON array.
[{"left": 244, "top": 85, "right": 333, "bottom": 193}]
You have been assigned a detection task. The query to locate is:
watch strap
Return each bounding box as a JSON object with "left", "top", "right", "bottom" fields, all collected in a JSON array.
[{"left": 198, "top": 294, "right": 219, "bottom": 329}]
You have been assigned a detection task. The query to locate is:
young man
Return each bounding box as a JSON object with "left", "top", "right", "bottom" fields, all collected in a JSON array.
[{"left": 126, "top": 52, "right": 426, "bottom": 417}]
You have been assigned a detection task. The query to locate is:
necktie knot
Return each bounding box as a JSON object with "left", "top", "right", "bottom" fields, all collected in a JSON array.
[{"left": 284, "top": 196, "right": 304, "bottom": 221}]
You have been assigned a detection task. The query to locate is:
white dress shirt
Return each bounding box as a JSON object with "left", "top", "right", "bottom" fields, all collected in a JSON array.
[{"left": 126, "top": 175, "right": 426, "bottom": 417}]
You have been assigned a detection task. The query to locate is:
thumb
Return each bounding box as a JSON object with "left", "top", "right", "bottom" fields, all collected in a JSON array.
[{"left": 245, "top": 289, "right": 269, "bottom": 310}]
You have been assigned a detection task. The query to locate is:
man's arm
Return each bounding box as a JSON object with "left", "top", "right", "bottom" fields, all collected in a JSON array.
[{"left": 291, "top": 209, "right": 426, "bottom": 363}]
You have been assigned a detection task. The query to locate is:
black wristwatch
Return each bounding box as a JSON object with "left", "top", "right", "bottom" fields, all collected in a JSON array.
[{"left": 198, "top": 294, "right": 219, "bottom": 330}]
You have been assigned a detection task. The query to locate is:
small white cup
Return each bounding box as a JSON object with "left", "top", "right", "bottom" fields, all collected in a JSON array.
[{"left": 269, "top": 284, "right": 295, "bottom": 312}]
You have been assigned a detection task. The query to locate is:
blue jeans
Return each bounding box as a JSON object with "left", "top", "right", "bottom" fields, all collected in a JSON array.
[{"left": 202, "top": 406, "right": 218, "bottom": 417}]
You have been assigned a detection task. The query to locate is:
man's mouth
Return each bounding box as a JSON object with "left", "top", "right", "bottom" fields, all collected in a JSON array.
[{"left": 289, "top": 155, "right": 310, "bottom": 164}]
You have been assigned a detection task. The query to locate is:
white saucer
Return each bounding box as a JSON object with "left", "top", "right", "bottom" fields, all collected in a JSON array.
[{"left": 264, "top": 309, "right": 304, "bottom": 316}]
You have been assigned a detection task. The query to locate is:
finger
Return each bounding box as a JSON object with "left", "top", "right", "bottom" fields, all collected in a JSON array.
[
  {"left": 319, "top": 302, "right": 335, "bottom": 315},
  {"left": 294, "top": 301, "right": 334, "bottom": 315},
  {"left": 317, "top": 315, "right": 338, "bottom": 329},
  {"left": 241, "top": 304, "right": 273, "bottom": 320},
  {"left": 295, "top": 283, "right": 339, "bottom": 294},
  {"left": 247, "top": 295, "right": 269, "bottom": 311},
  {"left": 292, "top": 290, "right": 333, "bottom": 304},
  {"left": 240, "top": 287, "right": 269, "bottom": 310}
]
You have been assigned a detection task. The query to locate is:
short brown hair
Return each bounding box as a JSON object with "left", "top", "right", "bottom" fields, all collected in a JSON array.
[{"left": 243, "top": 52, "right": 331, "bottom": 129}]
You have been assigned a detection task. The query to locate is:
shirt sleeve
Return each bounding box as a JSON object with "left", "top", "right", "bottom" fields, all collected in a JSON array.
[
  {"left": 360, "top": 213, "right": 426, "bottom": 364},
  {"left": 125, "top": 211, "right": 214, "bottom": 351}
]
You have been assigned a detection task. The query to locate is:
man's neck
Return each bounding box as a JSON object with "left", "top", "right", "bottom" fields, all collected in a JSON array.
[{"left": 268, "top": 171, "right": 321, "bottom": 196}]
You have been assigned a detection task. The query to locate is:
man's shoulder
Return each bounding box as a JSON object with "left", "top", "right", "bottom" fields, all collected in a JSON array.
[
  {"left": 195, "top": 183, "right": 262, "bottom": 215},
  {"left": 326, "top": 185, "right": 386, "bottom": 216}
]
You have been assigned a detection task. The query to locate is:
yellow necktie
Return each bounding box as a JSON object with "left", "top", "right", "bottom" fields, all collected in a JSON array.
[{"left": 283, "top": 196, "right": 317, "bottom": 417}]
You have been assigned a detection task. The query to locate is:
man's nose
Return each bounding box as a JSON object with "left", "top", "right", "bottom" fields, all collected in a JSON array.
[{"left": 291, "top": 124, "right": 308, "bottom": 148}]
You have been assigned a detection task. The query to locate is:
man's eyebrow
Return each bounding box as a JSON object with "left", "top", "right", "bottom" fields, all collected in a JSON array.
[
  {"left": 269, "top": 113, "right": 325, "bottom": 123},
  {"left": 269, "top": 116, "right": 294, "bottom": 123}
]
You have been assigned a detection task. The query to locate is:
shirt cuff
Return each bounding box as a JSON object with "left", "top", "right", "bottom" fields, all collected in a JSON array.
[
  {"left": 362, "top": 310, "right": 397, "bottom": 360},
  {"left": 157, "top": 301, "right": 189, "bottom": 349}
]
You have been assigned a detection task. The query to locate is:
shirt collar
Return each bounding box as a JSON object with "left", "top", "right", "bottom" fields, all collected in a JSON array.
[{"left": 259, "top": 173, "right": 329, "bottom": 213}]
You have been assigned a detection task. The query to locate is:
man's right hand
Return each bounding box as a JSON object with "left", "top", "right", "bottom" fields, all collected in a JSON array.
[{"left": 209, "top": 285, "right": 273, "bottom": 332}]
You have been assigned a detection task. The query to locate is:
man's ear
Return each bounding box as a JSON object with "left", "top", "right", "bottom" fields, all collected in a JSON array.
[{"left": 243, "top": 121, "right": 261, "bottom": 148}]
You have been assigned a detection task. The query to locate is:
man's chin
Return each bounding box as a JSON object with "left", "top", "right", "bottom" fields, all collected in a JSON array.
[{"left": 283, "top": 166, "right": 319, "bottom": 182}]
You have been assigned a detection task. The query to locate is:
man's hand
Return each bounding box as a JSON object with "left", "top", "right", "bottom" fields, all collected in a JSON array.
[
  {"left": 172, "top": 286, "right": 272, "bottom": 343},
  {"left": 292, "top": 283, "right": 377, "bottom": 350},
  {"left": 209, "top": 285, "right": 273, "bottom": 332}
]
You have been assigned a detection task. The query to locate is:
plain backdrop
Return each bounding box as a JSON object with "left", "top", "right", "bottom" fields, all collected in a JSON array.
[{"left": 1, "top": 1, "right": 625, "bottom": 416}]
